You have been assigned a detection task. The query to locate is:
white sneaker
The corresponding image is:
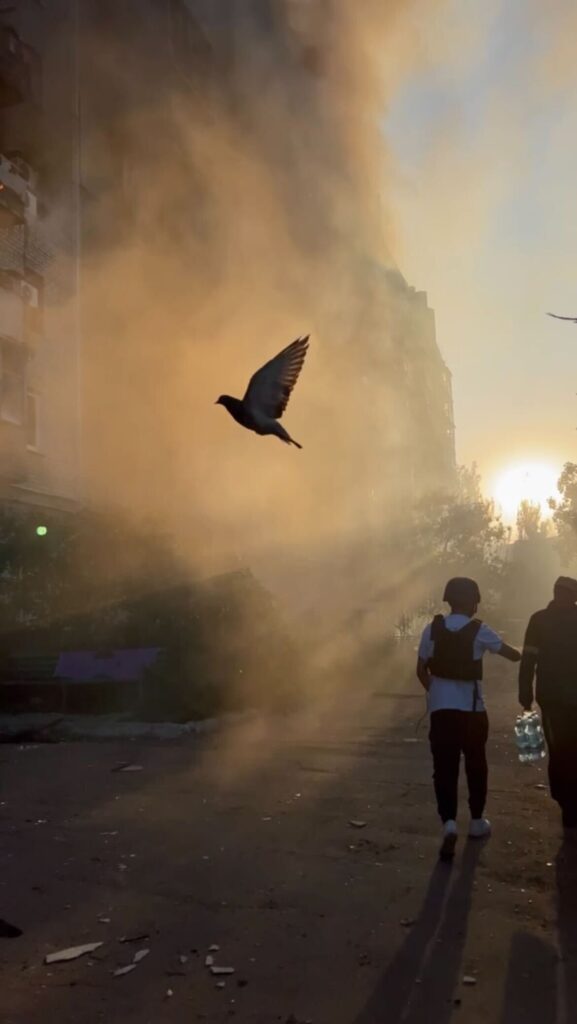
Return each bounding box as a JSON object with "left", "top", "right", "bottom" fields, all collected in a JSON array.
[
  {"left": 469, "top": 818, "right": 491, "bottom": 839},
  {"left": 439, "top": 819, "right": 458, "bottom": 861}
]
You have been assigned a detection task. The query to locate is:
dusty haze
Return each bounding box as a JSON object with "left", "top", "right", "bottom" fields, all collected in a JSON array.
[{"left": 75, "top": 0, "right": 449, "bottom": 631}]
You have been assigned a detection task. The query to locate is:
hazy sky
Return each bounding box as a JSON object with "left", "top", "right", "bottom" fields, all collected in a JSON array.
[{"left": 386, "top": 0, "right": 577, "bottom": 505}]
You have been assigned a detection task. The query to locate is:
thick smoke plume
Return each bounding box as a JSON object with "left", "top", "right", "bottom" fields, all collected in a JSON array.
[{"left": 74, "top": 1, "right": 449, "bottom": 638}]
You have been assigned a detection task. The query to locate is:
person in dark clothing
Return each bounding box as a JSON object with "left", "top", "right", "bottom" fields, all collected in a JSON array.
[
  {"left": 417, "top": 577, "right": 521, "bottom": 860},
  {"left": 519, "top": 576, "right": 577, "bottom": 829}
]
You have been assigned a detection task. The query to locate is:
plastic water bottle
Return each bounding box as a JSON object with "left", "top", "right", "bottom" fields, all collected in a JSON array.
[
  {"left": 514, "top": 714, "right": 531, "bottom": 764},
  {"left": 525, "top": 711, "right": 546, "bottom": 762}
]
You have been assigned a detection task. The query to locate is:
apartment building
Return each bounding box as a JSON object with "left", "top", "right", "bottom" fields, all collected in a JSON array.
[
  {"left": 0, "top": 3, "right": 81, "bottom": 514},
  {"left": 0, "top": 1, "right": 456, "bottom": 541}
]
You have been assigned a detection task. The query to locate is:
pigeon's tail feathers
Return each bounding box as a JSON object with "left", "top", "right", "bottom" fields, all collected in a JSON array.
[
  {"left": 280, "top": 432, "right": 303, "bottom": 448},
  {"left": 271, "top": 422, "right": 302, "bottom": 449},
  {"left": 279, "top": 432, "right": 302, "bottom": 450}
]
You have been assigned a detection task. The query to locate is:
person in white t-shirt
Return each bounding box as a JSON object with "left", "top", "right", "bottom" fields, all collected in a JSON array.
[{"left": 417, "top": 577, "right": 521, "bottom": 861}]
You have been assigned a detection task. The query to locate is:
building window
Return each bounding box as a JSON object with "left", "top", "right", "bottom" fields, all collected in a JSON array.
[
  {"left": 0, "top": 340, "right": 26, "bottom": 425},
  {"left": 25, "top": 389, "right": 39, "bottom": 449}
]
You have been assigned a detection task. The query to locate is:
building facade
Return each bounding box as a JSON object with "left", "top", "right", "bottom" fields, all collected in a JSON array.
[
  {"left": 0, "top": 1, "right": 456, "bottom": 547},
  {"left": 0, "top": 2, "right": 81, "bottom": 515}
]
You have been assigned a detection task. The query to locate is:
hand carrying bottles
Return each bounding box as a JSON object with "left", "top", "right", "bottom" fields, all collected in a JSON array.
[{"left": 515, "top": 711, "right": 546, "bottom": 764}]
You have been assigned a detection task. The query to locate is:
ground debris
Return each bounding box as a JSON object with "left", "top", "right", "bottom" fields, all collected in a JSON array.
[
  {"left": 463, "top": 975, "right": 477, "bottom": 986},
  {"left": 349, "top": 820, "right": 367, "bottom": 829},
  {"left": 112, "top": 763, "right": 144, "bottom": 773},
  {"left": 45, "top": 942, "right": 103, "bottom": 965},
  {"left": 400, "top": 918, "right": 416, "bottom": 928},
  {"left": 211, "top": 965, "right": 235, "bottom": 976},
  {"left": 132, "top": 949, "right": 150, "bottom": 964},
  {"left": 113, "top": 964, "right": 137, "bottom": 978},
  {"left": 119, "top": 933, "right": 150, "bottom": 944}
]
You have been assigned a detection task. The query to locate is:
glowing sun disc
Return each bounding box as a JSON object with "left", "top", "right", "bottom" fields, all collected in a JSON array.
[{"left": 491, "top": 461, "right": 560, "bottom": 522}]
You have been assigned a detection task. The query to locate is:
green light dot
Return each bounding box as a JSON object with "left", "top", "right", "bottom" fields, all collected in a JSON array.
[{"left": 36, "top": 525, "right": 48, "bottom": 537}]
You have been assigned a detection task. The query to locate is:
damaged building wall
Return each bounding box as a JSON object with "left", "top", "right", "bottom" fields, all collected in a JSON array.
[
  {"left": 0, "top": 1, "right": 82, "bottom": 513},
  {"left": 0, "top": 1, "right": 456, "bottom": 618}
]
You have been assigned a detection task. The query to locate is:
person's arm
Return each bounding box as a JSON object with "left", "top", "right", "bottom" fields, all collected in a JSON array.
[
  {"left": 497, "top": 642, "right": 522, "bottom": 663},
  {"left": 416, "top": 656, "right": 431, "bottom": 692},
  {"left": 518, "top": 614, "right": 540, "bottom": 711},
  {"left": 479, "top": 624, "right": 521, "bottom": 663}
]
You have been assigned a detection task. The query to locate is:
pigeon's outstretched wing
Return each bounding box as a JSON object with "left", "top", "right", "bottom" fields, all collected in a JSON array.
[
  {"left": 547, "top": 312, "right": 577, "bottom": 322},
  {"left": 244, "top": 336, "right": 309, "bottom": 420}
]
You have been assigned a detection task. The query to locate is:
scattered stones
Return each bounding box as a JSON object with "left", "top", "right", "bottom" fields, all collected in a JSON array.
[
  {"left": 113, "top": 964, "right": 137, "bottom": 978},
  {"left": 45, "top": 943, "right": 103, "bottom": 965}
]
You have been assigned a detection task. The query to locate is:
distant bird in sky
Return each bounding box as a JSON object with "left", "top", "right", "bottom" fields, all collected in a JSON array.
[
  {"left": 547, "top": 312, "right": 577, "bottom": 322},
  {"left": 216, "top": 335, "right": 309, "bottom": 449}
]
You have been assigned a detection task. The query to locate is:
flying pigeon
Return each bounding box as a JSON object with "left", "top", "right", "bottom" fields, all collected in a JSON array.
[
  {"left": 216, "top": 335, "right": 309, "bottom": 449},
  {"left": 547, "top": 312, "right": 577, "bottom": 322}
]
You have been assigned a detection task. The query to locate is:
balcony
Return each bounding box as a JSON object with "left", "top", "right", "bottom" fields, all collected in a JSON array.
[
  {"left": 0, "top": 335, "right": 27, "bottom": 483},
  {"left": 0, "top": 270, "right": 43, "bottom": 345},
  {"left": 0, "top": 153, "right": 36, "bottom": 227},
  {"left": 0, "top": 28, "right": 39, "bottom": 109},
  {"left": 0, "top": 417, "right": 27, "bottom": 482}
]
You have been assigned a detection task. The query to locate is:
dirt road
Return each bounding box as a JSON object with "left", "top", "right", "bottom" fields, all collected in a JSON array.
[{"left": 0, "top": 658, "right": 572, "bottom": 1023}]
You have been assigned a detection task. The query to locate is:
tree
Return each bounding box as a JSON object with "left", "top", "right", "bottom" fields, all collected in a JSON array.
[
  {"left": 550, "top": 462, "right": 577, "bottom": 565},
  {"left": 0, "top": 505, "right": 181, "bottom": 640},
  {"left": 516, "top": 500, "right": 542, "bottom": 541},
  {"left": 407, "top": 463, "right": 509, "bottom": 615}
]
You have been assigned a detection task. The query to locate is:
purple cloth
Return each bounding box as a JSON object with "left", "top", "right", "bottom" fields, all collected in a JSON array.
[{"left": 56, "top": 648, "right": 161, "bottom": 684}]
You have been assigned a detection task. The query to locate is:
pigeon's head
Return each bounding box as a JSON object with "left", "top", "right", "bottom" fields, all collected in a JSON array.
[{"left": 215, "top": 395, "right": 232, "bottom": 409}]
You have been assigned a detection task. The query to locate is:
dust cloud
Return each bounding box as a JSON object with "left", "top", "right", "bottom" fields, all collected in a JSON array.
[
  {"left": 11, "top": 0, "right": 466, "bottom": 769},
  {"left": 78, "top": 1, "right": 447, "bottom": 627}
]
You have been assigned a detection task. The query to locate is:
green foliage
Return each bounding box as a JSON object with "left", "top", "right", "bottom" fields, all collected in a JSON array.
[
  {"left": 550, "top": 462, "right": 577, "bottom": 564},
  {"left": 516, "top": 500, "right": 543, "bottom": 542},
  {"left": 0, "top": 504, "right": 180, "bottom": 642},
  {"left": 0, "top": 507, "right": 302, "bottom": 721},
  {"left": 409, "top": 463, "right": 509, "bottom": 613}
]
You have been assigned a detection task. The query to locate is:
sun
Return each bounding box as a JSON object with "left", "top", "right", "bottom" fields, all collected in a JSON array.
[{"left": 490, "top": 460, "right": 560, "bottom": 523}]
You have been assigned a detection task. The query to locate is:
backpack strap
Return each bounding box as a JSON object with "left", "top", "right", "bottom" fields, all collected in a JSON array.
[
  {"left": 461, "top": 617, "right": 482, "bottom": 637},
  {"left": 430, "top": 614, "right": 445, "bottom": 641}
]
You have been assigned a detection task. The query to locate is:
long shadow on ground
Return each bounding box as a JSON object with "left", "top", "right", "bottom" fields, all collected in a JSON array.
[{"left": 354, "top": 842, "right": 482, "bottom": 1024}]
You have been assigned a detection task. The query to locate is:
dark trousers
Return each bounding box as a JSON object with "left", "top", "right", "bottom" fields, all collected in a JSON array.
[
  {"left": 540, "top": 703, "right": 577, "bottom": 826},
  {"left": 429, "top": 710, "right": 489, "bottom": 823}
]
